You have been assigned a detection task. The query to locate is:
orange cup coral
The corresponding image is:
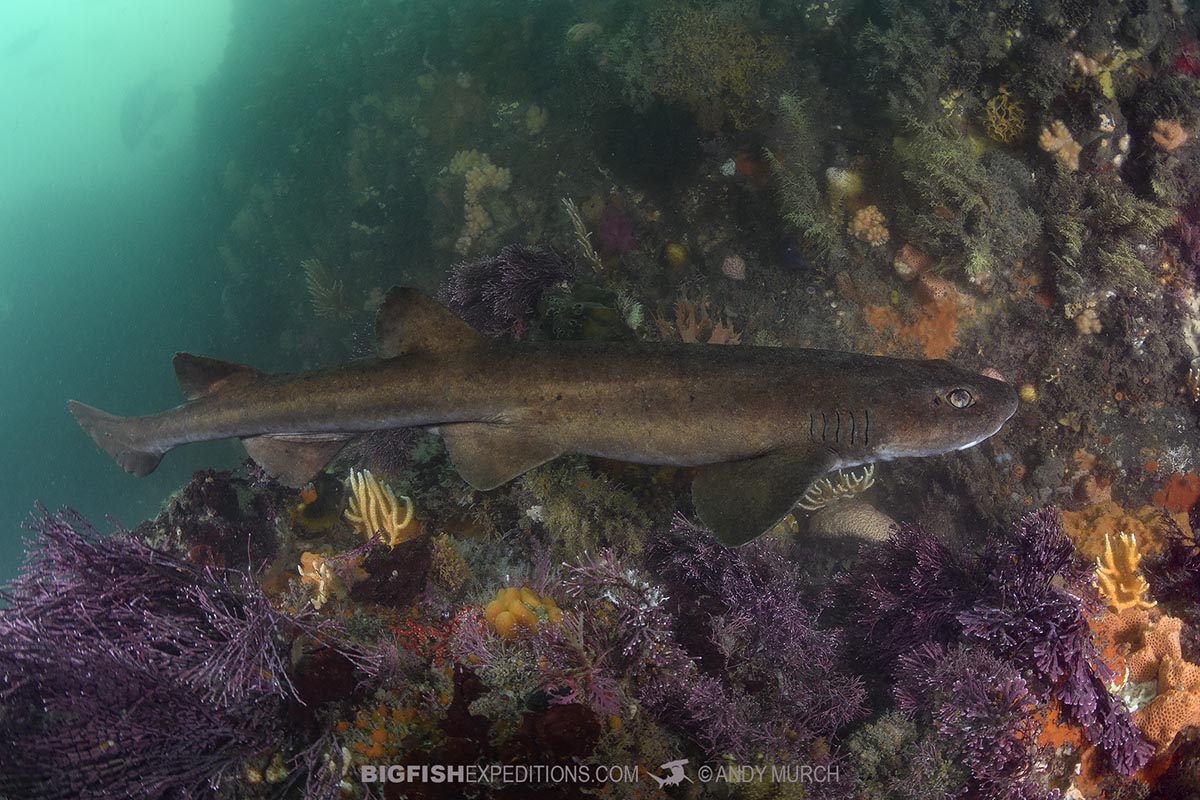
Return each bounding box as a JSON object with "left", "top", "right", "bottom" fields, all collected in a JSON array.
[
  {"left": 484, "top": 586, "right": 562, "bottom": 639},
  {"left": 1150, "top": 119, "right": 1188, "bottom": 151}
]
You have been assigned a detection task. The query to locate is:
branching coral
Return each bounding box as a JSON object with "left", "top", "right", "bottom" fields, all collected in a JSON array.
[
  {"left": 653, "top": 295, "right": 741, "bottom": 345},
  {"left": 767, "top": 94, "right": 843, "bottom": 261},
  {"left": 1038, "top": 120, "right": 1082, "bottom": 171},
  {"left": 345, "top": 468, "right": 419, "bottom": 547},
  {"left": 1095, "top": 533, "right": 1156, "bottom": 613}
]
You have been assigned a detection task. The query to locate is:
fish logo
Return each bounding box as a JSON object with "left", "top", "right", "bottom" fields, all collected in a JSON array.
[{"left": 648, "top": 758, "right": 692, "bottom": 788}]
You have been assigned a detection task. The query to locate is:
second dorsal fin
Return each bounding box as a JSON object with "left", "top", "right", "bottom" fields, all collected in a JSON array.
[
  {"left": 375, "top": 287, "right": 482, "bottom": 358},
  {"left": 172, "top": 353, "right": 263, "bottom": 400}
]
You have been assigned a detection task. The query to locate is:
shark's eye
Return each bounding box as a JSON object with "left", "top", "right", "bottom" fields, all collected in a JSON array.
[{"left": 947, "top": 388, "right": 974, "bottom": 409}]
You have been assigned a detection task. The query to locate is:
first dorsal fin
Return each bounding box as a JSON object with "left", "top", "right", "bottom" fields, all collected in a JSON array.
[
  {"left": 172, "top": 353, "right": 263, "bottom": 400},
  {"left": 375, "top": 287, "right": 482, "bottom": 358}
]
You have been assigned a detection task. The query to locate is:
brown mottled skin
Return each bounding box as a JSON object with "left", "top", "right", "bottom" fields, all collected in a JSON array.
[{"left": 69, "top": 288, "right": 1017, "bottom": 544}]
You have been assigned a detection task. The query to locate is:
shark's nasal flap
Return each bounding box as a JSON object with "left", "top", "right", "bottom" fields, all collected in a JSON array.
[
  {"left": 375, "top": 287, "right": 483, "bottom": 358},
  {"left": 692, "top": 449, "right": 834, "bottom": 546}
]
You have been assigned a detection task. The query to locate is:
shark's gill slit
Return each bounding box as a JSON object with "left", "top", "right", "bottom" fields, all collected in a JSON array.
[
  {"left": 849, "top": 410, "right": 856, "bottom": 445},
  {"left": 809, "top": 413, "right": 816, "bottom": 442},
  {"left": 821, "top": 411, "right": 828, "bottom": 442},
  {"left": 864, "top": 408, "right": 870, "bottom": 446},
  {"left": 835, "top": 410, "right": 841, "bottom": 443}
]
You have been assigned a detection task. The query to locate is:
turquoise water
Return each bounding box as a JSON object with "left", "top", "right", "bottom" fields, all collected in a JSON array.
[{"left": 0, "top": 2, "right": 233, "bottom": 581}]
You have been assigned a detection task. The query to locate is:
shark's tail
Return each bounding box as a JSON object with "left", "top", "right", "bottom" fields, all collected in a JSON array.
[{"left": 67, "top": 401, "right": 164, "bottom": 477}]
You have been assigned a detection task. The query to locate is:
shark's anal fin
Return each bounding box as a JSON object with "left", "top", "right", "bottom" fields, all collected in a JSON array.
[
  {"left": 376, "top": 287, "right": 483, "bottom": 358},
  {"left": 242, "top": 433, "right": 352, "bottom": 487},
  {"left": 440, "top": 423, "right": 561, "bottom": 490},
  {"left": 173, "top": 353, "right": 263, "bottom": 400},
  {"left": 692, "top": 449, "right": 835, "bottom": 547}
]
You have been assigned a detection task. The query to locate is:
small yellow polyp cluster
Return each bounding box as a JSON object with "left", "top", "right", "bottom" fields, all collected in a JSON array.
[
  {"left": 1095, "top": 532, "right": 1157, "bottom": 613},
  {"left": 298, "top": 552, "right": 335, "bottom": 609},
  {"left": 848, "top": 205, "right": 889, "bottom": 246},
  {"left": 484, "top": 586, "right": 563, "bottom": 639}
]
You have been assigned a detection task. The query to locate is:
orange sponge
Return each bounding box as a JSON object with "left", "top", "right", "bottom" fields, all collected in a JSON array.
[{"left": 484, "top": 586, "right": 563, "bottom": 639}]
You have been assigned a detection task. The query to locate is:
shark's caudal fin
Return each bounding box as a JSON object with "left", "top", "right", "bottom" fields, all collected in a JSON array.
[{"left": 67, "top": 401, "right": 164, "bottom": 477}]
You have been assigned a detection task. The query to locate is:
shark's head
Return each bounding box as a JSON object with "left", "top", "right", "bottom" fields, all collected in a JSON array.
[{"left": 871, "top": 359, "right": 1018, "bottom": 460}]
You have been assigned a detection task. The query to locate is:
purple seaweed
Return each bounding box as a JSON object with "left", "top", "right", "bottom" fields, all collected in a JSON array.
[
  {"left": 896, "top": 644, "right": 1056, "bottom": 800},
  {"left": 639, "top": 515, "right": 867, "bottom": 759},
  {"left": 0, "top": 507, "right": 366, "bottom": 800},
  {"left": 438, "top": 244, "right": 574, "bottom": 338}
]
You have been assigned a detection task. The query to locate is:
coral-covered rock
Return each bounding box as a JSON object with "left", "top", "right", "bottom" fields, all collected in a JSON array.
[
  {"left": 349, "top": 536, "right": 432, "bottom": 609},
  {"left": 146, "top": 468, "right": 283, "bottom": 569}
]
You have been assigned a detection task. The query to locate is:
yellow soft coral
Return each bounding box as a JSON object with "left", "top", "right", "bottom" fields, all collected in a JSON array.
[
  {"left": 344, "top": 468, "right": 419, "bottom": 547},
  {"left": 1095, "top": 533, "right": 1157, "bottom": 613},
  {"left": 484, "top": 586, "right": 563, "bottom": 639}
]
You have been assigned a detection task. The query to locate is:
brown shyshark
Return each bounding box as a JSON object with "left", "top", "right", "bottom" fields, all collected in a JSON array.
[{"left": 68, "top": 288, "right": 1018, "bottom": 545}]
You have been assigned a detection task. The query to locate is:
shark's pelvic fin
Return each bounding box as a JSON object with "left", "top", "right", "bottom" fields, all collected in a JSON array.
[
  {"left": 376, "top": 287, "right": 482, "bottom": 358},
  {"left": 175, "top": 352, "right": 350, "bottom": 485},
  {"left": 173, "top": 353, "right": 263, "bottom": 400},
  {"left": 692, "top": 448, "right": 835, "bottom": 546},
  {"left": 242, "top": 433, "right": 352, "bottom": 487},
  {"left": 441, "top": 422, "right": 561, "bottom": 490}
]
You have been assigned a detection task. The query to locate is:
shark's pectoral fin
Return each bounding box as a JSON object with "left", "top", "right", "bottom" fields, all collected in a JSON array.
[
  {"left": 440, "top": 423, "right": 561, "bottom": 490},
  {"left": 242, "top": 433, "right": 353, "bottom": 487},
  {"left": 692, "top": 450, "right": 835, "bottom": 547},
  {"left": 375, "top": 287, "right": 483, "bottom": 358}
]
